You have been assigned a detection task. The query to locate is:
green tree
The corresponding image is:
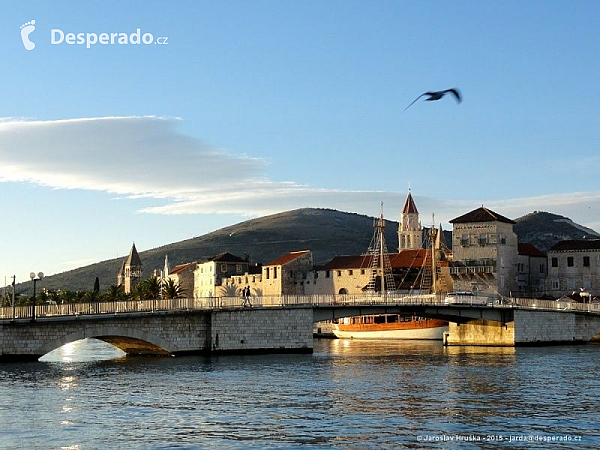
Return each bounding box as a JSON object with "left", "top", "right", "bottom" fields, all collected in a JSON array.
[
  {"left": 132, "top": 277, "right": 162, "bottom": 300},
  {"left": 162, "top": 278, "right": 186, "bottom": 299},
  {"left": 103, "top": 284, "right": 125, "bottom": 302},
  {"left": 83, "top": 290, "right": 101, "bottom": 303}
]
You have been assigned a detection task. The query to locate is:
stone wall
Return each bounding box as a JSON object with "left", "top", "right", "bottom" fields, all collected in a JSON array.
[
  {"left": 0, "top": 307, "right": 314, "bottom": 361},
  {"left": 446, "top": 320, "right": 515, "bottom": 346},
  {"left": 445, "top": 309, "right": 600, "bottom": 346},
  {"left": 513, "top": 309, "right": 600, "bottom": 344},
  {"left": 210, "top": 307, "right": 313, "bottom": 354}
]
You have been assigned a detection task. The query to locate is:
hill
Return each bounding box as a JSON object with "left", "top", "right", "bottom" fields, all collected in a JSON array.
[
  {"left": 514, "top": 211, "right": 600, "bottom": 252},
  {"left": 23, "top": 208, "right": 599, "bottom": 293},
  {"left": 34, "top": 209, "right": 401, "bottom": 292}
]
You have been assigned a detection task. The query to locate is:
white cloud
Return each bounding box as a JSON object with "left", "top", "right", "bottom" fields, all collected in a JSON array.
[
  {"left": 0, "top": 116, "right": 598, "bottom": 233},
  {"left": 0, "top": 116, "right": 266, "bottom": 197}
]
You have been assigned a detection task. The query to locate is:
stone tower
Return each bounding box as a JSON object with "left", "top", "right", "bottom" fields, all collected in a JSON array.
[
  {"left": 398, "top": 190, "right": 423, "bottom": 251},
  {"left": 117, "top": 243, "right": 143, "bottom": 293}
]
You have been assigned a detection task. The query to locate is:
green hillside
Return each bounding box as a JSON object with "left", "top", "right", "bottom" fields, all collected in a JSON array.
[
  {"left": 19, "top": 208, "right": 599, "bottom": 293},
  {"left": 32, "top": 208, "right": 400, "bottom": 292},
  {"left": 514, "top": 211, "right": 600, "bottom": 252}
]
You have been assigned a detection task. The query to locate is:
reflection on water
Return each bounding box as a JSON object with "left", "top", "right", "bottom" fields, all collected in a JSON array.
[
  {"left": 0, "top": 338, "right": 598, "bottom": 448},
  {"left": 40, "top": 338, "right": 126, "bottom": 363}
]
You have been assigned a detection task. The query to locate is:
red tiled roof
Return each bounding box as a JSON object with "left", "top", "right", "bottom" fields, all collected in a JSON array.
[
  {"left": 323, "top": 250, "right": 436, "bottom": 270},
  {"left": 265, "top": 250, "right": 311, "bottom": 266},
  {"left": 170, "top": 262, "right": 197, "bottom": 274},
  {"left": 518, "top": 243, "right": 546, "bottom": 257},
  {"left": 549, "top": 240, "right": 600, "bottom": 252},
  {"left": 450, "top": 206, "right": 515, "bottom": 224}
]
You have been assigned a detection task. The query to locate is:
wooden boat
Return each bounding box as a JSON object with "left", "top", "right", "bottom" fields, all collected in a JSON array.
[
  {"left": 332, "top": 203, "right": 448, "bottom": 340},
  {"left": 332, "top": 314, "right": 448, "bottom": 340}
]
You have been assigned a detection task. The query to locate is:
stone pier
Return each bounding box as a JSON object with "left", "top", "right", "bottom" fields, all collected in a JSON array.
[{"left": 444, "top": 309, "right": 600, "bottom": 346}]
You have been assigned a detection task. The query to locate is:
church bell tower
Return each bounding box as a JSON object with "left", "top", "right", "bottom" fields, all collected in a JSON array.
[{"left": 398, "top": 190, "right": 423, "bottom": 251}]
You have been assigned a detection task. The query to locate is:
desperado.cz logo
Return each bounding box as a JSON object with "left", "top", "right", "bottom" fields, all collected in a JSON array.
[{"left": 20, "top": 19, "right": 168, "bottom": 50}]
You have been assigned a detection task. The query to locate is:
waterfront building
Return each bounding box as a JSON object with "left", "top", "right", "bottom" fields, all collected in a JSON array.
[
  {"left": 116, "top": 243, "right": 142, "bottom": 294},
  {"left": 449, "top": 207, "right": 518, "bottom": 296},
  {"left": 309, "top": 251, "right": 451, "bottom": 295},
  {"left": 398, "top": 190, "right": 423, "bottom": 251},
  {"left": 546, "top": 240, "right": 600, "bottom": 298},
  {"left": 221, "top": 264, "right": 263, "bottom": 297},
  {"left": 515, "top": 243, "right": 547, "bottom": 297},
  {"left": 193, "top": 252, "right": 249, "bottom": 298},
  {"left": 165, "top": 261, "right": 197, "bottom": 299},
  {"left": 261, "top": 250, "right": 314, "bottom": 296}
]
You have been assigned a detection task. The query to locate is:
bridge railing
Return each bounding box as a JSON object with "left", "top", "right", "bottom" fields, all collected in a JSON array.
[{"left": 1, "top": 293, "right": 598, "bottom": 321}]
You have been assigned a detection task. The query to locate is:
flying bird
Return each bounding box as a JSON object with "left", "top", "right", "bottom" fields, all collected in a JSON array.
[{"left": 403, "top": 88, "right": 462, "bottom": 112}]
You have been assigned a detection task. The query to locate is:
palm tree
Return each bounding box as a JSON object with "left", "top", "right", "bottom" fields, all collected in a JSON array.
[
  {"left": 162, "top": 279, "right": 185, "bottom": 299},
  {"left": 103, "top": 285, "right": 125, "bottom": 302},
  {"left": 132, "top": 277, "right": 162, "bottom": 300},
  {"left": 83, "top": 290, "right": 100, "bottom": 303}
]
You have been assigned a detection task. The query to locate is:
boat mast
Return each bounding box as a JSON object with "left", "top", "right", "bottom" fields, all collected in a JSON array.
[
  {"left": 379, "top": 203, "right": 386, "bottom": 297},
  {"left": 431, "top": 213, "right": 437, "bottom": 295},
  {"left": 366, "top": 203, "right": 394, "bottom": 295}
]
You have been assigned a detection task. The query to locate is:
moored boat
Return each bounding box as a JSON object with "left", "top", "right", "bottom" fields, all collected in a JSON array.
[{"left": 332, "top": 314, "right": 448, "bottom": 340}]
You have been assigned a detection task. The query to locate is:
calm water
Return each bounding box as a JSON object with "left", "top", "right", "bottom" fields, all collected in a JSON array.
[{"left": 0, "top": 339, "right": 598, "bottom": 449}]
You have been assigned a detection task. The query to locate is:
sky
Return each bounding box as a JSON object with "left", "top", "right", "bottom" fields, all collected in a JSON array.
[{"left": 1, "top": 1, "right": 600, "bottom": 285}]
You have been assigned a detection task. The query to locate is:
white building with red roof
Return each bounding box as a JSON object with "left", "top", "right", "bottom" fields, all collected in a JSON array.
[{"left": 261, "top": 250, "right": 314, "bottom": 296}]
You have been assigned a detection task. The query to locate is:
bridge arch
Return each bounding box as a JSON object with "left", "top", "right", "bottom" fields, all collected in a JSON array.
[{"left": 38, "top": 326, "right": 176, "bottom": 357}]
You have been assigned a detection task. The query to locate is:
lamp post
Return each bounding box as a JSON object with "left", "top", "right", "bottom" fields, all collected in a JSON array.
[
  {"left": 30, "top": 272, "right": 44, "bottom": 322},
  {"left": 11, "top": 275, "right": 15, "bottom": 321}
]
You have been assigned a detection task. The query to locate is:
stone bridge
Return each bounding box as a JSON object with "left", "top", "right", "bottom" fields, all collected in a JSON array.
[
  {"left": 1, "top": 295, "right": 600, "bottom": 361},
  {"left": 0, "top": 307, "right": 313, "bottom": 362}
]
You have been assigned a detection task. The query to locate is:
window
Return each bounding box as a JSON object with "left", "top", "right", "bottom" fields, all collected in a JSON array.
[
  {"left": 266, "top": 268, "right": 270, "bottom": 279},
  {"left": 221, "top": 264, "right": 227, "bottom": 273},
  {"left": 325, "top": 271, "right": 330, "bottom": 278},
  {"left": 567, "top": 257, "right": 574, "bottom": 267},
  {"left": 551, "top": 280, "right": 559, "bottom": 289},
  {"left": 539, "top": 263, "right": 545, "bottom": 273},
  {"left": 273, "top": 267, "right": 277, "bottom": 279},
  {"left": 236, "top": 264, "right": 243, "bottom": 273},
  {"left": 361, "top": 269, "right": 365, "bottom": 275},
  {"left": 337, "top": 270, "right": 342, "bottom": 277},
  {"left": 479, "top": 235, "right": 487, "bottom": 245},
  {"left": 551, "top": 257, "right": 558, "bottom": 268},
  {"left": 348, "top": 270, "right": 353, "bottom": 276},
  {"left": 461, "top": 235, "right": 469, "bottom": 246},
  {"left": 583, "top": 256, "right": 590, "bottom": 267}
]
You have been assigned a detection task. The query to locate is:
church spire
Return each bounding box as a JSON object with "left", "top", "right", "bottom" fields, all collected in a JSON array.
[
  {"left": 118, "top": 242, "right": 143, "bottom": 294},
  {"left": 398, "top": 190, "right": 423, "bottom": 251},
  {"left": 402, "top": 190, "right": 419, "bottom": 214}
]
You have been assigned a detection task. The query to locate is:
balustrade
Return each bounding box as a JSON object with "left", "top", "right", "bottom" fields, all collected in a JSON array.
[{"left": 1, "top": 293, "right": 598, "bottom": 321}]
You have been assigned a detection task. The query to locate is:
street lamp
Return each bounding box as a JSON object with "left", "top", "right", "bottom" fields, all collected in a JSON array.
[
  {"left": 30, "top": 272, "right": 44, "bottom": 322},
  {"left": 11, "top": 275, "right": 16, "bottom": 321}
]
